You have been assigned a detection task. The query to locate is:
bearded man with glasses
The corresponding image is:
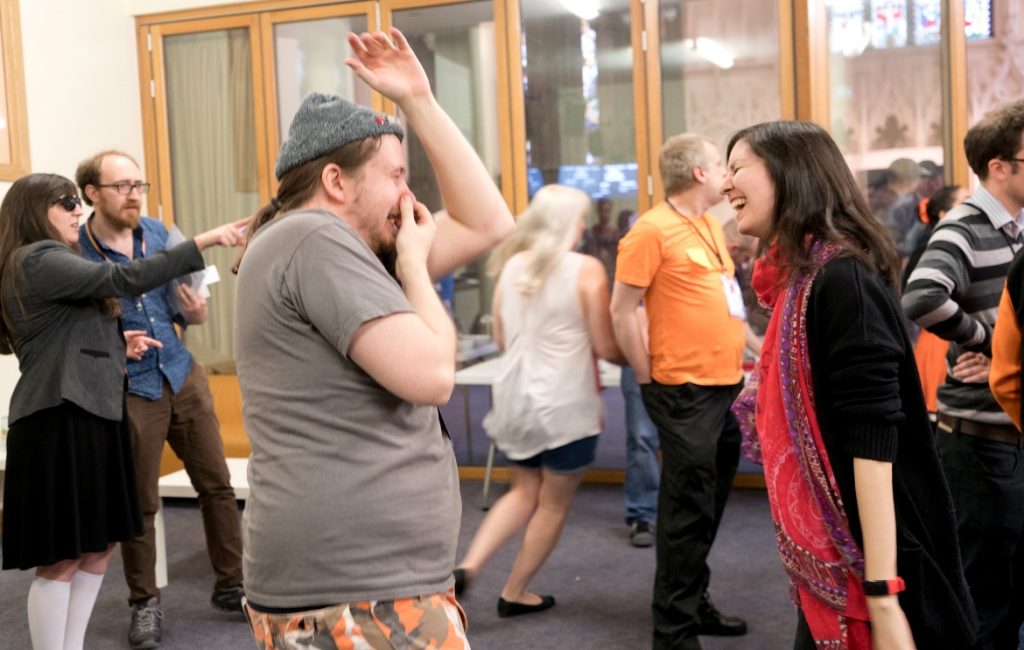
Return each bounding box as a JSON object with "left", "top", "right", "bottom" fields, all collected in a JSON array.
[{"left": 76, "top": 150, "right": 245, "bottom": 650}]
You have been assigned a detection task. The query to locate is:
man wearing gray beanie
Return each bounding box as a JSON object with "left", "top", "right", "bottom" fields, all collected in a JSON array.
[{"left": 233, "top": 28, "right": 513, "bottom": 649}]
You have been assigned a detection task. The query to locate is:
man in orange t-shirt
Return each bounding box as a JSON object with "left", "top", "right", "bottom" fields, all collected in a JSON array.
[
  {"left": 611, "top": 133, "right": 747, "bottom": 649},
  {"left": 991, "top": 248, "right": 1024, "bottom": 431}
]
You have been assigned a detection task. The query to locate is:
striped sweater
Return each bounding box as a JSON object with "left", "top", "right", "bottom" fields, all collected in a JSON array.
[{"left": 902, "top": 186, "right": 1023, "bottom": 423}]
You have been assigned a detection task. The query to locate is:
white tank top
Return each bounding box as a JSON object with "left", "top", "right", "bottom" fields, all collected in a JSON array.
[{"left": 489, "top": 251, "right": 602, "bottom": 459}]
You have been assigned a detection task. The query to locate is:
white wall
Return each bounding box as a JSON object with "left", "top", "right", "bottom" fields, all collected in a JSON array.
[{"left": 0, "top": 0, "right": 155, "bottom": 416}]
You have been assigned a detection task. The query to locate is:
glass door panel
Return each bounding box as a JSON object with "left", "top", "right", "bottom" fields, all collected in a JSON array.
[
  {"left": 160, "top": 26, "right": 263, "bottom": 368},
  {"left": 827, "top": 0, "right": 947, "bottom": 254},
  {"left": 658, "top": 0, "right": 781, "bottom": 151},
  {"left": 520, "top": 0, "right": 638, "bottom": 286},
  {"left": 965, "top": 0, "right": 1011, "bottom": 190},
  {"left": 271, "top": 14, "right": 373, "bottom": 145},
  {"left": 390, "top": 1, "right": 501, "bottom": 340}
]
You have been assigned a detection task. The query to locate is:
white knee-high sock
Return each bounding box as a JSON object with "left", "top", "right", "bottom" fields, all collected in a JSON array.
[
  {"left": 27, "top": 576, "right": 70, "bottom": 650},
  {"left": 63, "top": 570, "right": 104, "bottom": 650}
]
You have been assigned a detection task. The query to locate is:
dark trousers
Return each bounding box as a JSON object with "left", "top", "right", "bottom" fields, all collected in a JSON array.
[
  {"left": 936, "top": 424, "right": 1024, "bottom": 650},
  {"left": 122, "top": 363, "right": 243, "bottom": 604},
  {"left": 641, "top": 381, "right": 742, "bottom": 650}
]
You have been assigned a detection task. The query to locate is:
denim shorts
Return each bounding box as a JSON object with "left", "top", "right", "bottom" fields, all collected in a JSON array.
[{"left": 511, "top": 435, "right": 599, "bottom": 472}]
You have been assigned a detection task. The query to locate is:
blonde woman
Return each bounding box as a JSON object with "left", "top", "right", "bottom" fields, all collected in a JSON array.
[{"left": 454, "top": 185, "right": 623, "bottom": 616}]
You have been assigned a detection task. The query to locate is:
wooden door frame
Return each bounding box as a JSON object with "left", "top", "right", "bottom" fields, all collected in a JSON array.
[
  {"left": 258, "top": 2, "right": 378, "bottom": 195},
  {"left": 379, "top": 0, "right": 518, "bottom": 211},
  {"left": 139, "top": 14, "right": 271, "bottom": 228}
]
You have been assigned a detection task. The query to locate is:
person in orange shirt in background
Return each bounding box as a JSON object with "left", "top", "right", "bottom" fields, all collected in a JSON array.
[
  {"left": 991, "top": 248, "right": 1024, "bottom": 431},
  {"left": 900, "top": 184, "right": 970, "bottom": 418},
  {"left": 611, "top": 133, "right": 748, "bottom": 649}
]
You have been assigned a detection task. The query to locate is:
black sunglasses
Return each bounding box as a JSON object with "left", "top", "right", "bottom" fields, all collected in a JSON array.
[{"left": 53, "top": 195, "right": 82, "bottom": 212}]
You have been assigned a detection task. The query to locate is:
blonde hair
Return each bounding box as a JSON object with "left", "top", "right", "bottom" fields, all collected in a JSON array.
[
  {"left": 659, "top": 133, "right": 712, "bottom": 195},
  {"left": 487, "top": 184, "right": 590, "bottom": 294}
]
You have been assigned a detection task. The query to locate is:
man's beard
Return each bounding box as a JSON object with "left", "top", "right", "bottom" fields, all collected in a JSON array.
[
  {"left": 376, "top": 245, "right": 398, "bottom": 280},
  {"left": 105, "top": 206, "right": 142, "bottom": 230}
]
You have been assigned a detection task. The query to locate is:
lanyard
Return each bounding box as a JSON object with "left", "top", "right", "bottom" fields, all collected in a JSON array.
[
  {"left": 85, "top": 217, "right": 148, "bottom": 312},
  {"left": 666, "top": 201, "right": 725, "bottom": 270},
  {"left": 84, "top": 217, "right": 146, "bottom": 262}
]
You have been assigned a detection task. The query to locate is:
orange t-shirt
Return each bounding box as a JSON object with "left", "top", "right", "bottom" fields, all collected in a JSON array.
[
  {"left": 616, "top": 202, "right": 744, "bottom": 386},
  {"left": 913, "top": 329, "right": 949, "bottom": 415},
  {"left": 990, "top": 286, "right": 1022, "bottom": 431}
]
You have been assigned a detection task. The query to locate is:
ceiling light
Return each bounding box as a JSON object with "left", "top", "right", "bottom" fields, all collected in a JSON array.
[
  {"left": 559, "top": 0, "right": 599, "bottom": 21},
  {"left": 685, "top": 37, "right": 734, "bottom": 69}
]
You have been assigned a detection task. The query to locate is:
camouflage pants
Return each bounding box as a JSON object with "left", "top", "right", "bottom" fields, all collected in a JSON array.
[{"left": 244, "top": 591, "right": 470, "bottom": 650}]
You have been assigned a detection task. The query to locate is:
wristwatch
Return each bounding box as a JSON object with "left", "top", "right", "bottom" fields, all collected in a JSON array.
[{"left": 862, "top": 577, "right": 906, "bottom": 597}]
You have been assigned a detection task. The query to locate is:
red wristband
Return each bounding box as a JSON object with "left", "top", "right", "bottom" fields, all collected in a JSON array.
[{"left": 862, "top": 577, "right": 905, "bottom": 597}]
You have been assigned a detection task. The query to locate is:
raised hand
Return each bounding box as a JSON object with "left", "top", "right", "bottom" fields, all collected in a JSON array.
[
  {"left": 194, "top": 218, "right": 248, "bottom": 251},
  {"left": 345, "top": 28, "right": 431, "bottom": 106}
]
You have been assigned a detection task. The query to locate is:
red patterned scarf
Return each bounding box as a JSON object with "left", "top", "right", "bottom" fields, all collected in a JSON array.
[{"left": 733, "top": 241, "right": 871, "bottom": 649}]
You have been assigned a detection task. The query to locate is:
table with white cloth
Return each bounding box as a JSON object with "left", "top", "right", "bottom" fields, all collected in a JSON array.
[{"left": 154, "top": 457, "right": 248, "bottom": 588}]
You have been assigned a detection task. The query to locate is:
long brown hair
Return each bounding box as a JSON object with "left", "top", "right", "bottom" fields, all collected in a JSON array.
[
  {"left": 232, "top": 137, "right": 383, "bottom": 273},
  {"left": 726, "top": 121, "right": 900, "bottom": 290},
  {"left": 0, "top": 174, "right": 115, "bottom": 354}
]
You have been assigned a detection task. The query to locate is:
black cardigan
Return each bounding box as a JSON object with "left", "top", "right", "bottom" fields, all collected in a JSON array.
[{"left": 804, "top": 256, "right": 977, "bottom": 648}]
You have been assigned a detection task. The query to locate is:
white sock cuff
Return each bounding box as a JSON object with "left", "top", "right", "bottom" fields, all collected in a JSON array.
[
  {"left": 71, "top": 570, "right": 104, "bottom": 587},
  {"left": 32, "top": 576, "right": 71, "bottom": 591}
]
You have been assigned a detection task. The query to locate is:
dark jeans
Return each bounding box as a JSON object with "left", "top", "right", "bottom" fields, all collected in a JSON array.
[
  {"left": 641, "top": 380, "right": 742, "bottom": 650},
  {"left": 122, "top": 363, "right": 244, "bottom": 604},
  {"left": 936, "top": 424, "right": 1024, "bottom": 650}
]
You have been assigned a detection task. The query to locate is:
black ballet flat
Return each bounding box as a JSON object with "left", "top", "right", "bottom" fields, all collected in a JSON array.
[
  {"left": 497, "top": 595, "right": 556, "bottom": 618},
  {"left": 453, "top": 568, "right": 469, "bottom": 596}
]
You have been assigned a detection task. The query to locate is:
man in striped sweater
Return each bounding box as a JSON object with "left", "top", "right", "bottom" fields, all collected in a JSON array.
[{"left": 903, "top": 99, "right": 1024, "bottom": 649}]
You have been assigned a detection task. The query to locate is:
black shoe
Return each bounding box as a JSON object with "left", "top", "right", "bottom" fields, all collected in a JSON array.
[
  {"left": 128, "top": 597, "right": 163, "bottom": 649},
  {"left": 497, "top": 595, "right": 556, "bottom": 618},
  {"left": 697, "top": 593, "right": 747, "bottom": 636},
  {"left": 629, "top": 521, "right": 654, "bottom": 548},
  {"left": 211, "top": 585, "right": 245, "bottom": 614},
  {"left": 453, "top": 568, "right": 469, "bottom": 596}
]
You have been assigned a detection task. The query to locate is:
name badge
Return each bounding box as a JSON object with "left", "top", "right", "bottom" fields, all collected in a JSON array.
[{"left": 721, "top": 274, "right": 746, "bottom": 320}]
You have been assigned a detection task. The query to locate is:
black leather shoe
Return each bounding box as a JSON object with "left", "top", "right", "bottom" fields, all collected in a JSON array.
[
  {"left": 453, "top": 568, "right": 468, "bottom": 596},
  {"left": 496, "top": 595, "right": 556, "bottom": 618},
  {"left": 697, "top": 593, "right": 747, "bottom": 636}
]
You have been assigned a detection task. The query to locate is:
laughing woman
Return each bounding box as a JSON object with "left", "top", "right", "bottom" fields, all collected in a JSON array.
[
  {"left": 0, "top": 173, "right": 242, "bottom": 650},
  {"left": 724, "top": 122, "right": 977, "bottom": 649}
]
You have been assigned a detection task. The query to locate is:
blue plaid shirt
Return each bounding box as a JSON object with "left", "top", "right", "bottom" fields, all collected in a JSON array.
[{"left": 78, "top": 215, "right": 194, "bottom": 400}]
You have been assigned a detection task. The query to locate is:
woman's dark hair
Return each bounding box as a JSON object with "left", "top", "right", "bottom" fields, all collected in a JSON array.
[
  {"left": 0, "top": 174, "right": 114, "bottom": 354},
  {"left": 232, "top": 136, "right": 384, "bottom": 273},
  {"left": 923, "top": 184, "right": 963, "bottom": 226},
  {"left": 726, "top": 121, "right": 901, "bottom": 290}
]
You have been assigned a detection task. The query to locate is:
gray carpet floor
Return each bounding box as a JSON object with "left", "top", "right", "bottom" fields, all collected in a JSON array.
[{"left": 0, "top": 483, "right": 795, "bottom": 649}]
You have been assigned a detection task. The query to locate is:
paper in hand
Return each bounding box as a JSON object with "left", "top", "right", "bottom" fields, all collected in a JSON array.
[{"left": 166, "top": 225, "right": 220, "bottom": 315}]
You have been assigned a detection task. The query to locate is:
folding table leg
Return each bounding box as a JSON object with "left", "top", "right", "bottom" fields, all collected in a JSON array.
[{"left": 481, "top": 442, "right": 497, "bottom": 510}]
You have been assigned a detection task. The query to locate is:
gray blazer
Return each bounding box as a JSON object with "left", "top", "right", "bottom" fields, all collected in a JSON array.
[{"left": 4, "top": 239, "right": 205, "bottom": 424}]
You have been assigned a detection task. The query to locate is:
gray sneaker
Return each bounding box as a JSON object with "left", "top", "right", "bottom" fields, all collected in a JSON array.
[
  {"left": 129, "top": 597, "right": 163, "bottom": 649},
  {"left": 629, "top": 521, "right": 654, "bottom": 548}
]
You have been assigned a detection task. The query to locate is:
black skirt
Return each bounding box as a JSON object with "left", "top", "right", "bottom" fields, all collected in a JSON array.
[{"left": 2, "top": 401, "right": 143, "bottom": 570}]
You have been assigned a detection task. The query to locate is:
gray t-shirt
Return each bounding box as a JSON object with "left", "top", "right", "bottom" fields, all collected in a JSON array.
[{"left": 235, "top": 209, "right": 461, "bottom": 607}]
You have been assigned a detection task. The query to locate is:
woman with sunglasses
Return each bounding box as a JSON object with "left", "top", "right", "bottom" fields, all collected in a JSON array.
[{"left": 0, "top": 173, "right": 243, "bottom": 650}]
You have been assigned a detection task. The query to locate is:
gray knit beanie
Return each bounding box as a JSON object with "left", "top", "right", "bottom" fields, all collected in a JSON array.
[{"left": 275, "top": 92, "right": 404, "bottom": 180}]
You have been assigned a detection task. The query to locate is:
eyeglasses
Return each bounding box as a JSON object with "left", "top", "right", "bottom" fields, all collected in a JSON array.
[
  {"left": 1004, "top": 159, "right": 1024, "bottom": 165},
  {"left": 53, "top": 195, "right": 82, "bottom": 212},
  {"left": 95, "top": 181, "right": 150, "bottom": 195}
]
